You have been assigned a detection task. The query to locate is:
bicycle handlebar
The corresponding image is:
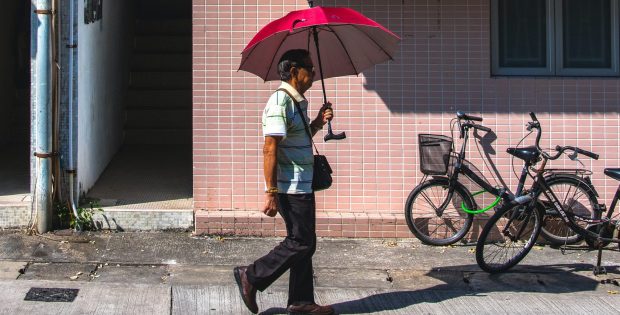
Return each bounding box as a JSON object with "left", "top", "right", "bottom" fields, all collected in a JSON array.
[
  {"left": 555, "top": 145, "right": 599, "bottom": 160},
  {"left": 528, "top": 112, "right": 598, "bottom": 161},
  {"left": 457, "top": 111, "right": 483, "bottom": 122},
  {"left": 456, "top": 111, "right": 490, "bottom": 138}
]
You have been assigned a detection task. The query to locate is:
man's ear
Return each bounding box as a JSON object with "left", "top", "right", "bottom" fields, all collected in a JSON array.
[{"left": 289, "top": 67, "right": 298, "bottom": 77}]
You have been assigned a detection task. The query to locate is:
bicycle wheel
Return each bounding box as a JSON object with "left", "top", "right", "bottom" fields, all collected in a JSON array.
[
  {"left": 539, "top": 175, "right": 600, "bottom": 245},
  {"left": 405, "top": 178, "right": 474, "bottom": 246},
  {"left": 476, "top": 201, "right": 542, "bottom": 273}
]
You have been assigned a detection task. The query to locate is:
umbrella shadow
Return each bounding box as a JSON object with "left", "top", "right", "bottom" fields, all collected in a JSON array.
[{"left": 260, "top": 263, "right": 618, "bottom": 315}]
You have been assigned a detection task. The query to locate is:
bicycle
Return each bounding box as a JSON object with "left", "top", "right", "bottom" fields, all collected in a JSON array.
[
  {"left": 405, "top": 111, "right": 601, "bottom": 246},
  {"left": 475, "top": 112, "right": 606, "bottom": 273}
]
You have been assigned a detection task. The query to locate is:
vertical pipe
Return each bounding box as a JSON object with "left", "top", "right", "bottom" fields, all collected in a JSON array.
[
  {"left": 67, "top": 0, "right": 81, "bottom": 230},
  {"left": 34, "top": 0, "right": 53, "bottom": 233}
]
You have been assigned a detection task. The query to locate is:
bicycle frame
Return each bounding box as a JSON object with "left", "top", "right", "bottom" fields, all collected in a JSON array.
[{"left": 436, "top": 124, "right": 530, "bottom": 216}]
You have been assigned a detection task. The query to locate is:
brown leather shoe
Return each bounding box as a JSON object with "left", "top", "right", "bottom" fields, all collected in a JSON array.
[
  {"left": 233, "top": 266, "right": 258, "bottom": 314},
  {"left": 287, "top": 303, "right": 335, "bottom": 315}
]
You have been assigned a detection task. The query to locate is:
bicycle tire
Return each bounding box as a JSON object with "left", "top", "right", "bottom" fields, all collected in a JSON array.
[
  {"left": 539, "top": 175, "right": 600, "bottom": 245},
  {"left": 476, "top": 201, "right": 542, "bottom": 273},
  {"left": 405, "top": 177, "right": 474, "bottom": 246}
]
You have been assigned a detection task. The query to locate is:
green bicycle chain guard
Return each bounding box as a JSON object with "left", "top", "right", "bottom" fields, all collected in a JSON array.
[{"left": 461, "top": 190, "right": 501, "bottom": 214}]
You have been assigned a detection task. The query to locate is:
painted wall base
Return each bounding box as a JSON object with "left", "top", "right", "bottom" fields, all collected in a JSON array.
[
  {"left": 195, "top": 210, "right": 416, "bottom": 239},
  {"left": 0, "top": 206, "right": 31, "bottom": 228},
  {"left": 93, "top": 209, "right": 194, "bottom": 231}
]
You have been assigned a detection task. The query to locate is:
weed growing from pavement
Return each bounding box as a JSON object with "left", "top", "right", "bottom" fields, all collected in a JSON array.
[{"left": 56, "top": 199, "right": 104, "bottom": 230}]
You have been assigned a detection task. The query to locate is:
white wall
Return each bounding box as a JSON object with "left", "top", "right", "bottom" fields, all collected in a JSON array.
[
  {"left": 77, "top": 0, "right": 134, "bottom": 195},
  {"left": 0, "top": 0, "right": 17, "bottom": 145}
]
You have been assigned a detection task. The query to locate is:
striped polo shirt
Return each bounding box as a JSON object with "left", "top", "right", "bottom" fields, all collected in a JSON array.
[{"left": 262, "top": 82, "right": 314, "bottom": 194}]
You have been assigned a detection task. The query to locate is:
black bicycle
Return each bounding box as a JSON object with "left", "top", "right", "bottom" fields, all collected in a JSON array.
[
  {"left": 405, "top": 111, "right": 601, "bottom": 246},
  {"left": 476, "top": 112, "right": 606, "bottom": 273}
]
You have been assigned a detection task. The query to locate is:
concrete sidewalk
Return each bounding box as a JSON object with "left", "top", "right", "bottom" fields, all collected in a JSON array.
[{"left": 1, "top": 230, "right": 620, "bottom": 314}]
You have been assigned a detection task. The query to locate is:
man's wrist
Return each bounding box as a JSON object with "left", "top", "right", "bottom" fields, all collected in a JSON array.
[
  {"left": 310, "top": 120, "right": 324, "bottom": 131},
  {"left": 265, "top": 187, "right": 278, "bottom": 194}
]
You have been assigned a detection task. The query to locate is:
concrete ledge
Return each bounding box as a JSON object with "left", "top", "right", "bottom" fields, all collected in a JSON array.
[
  {"left": 94, "top": 209, "right": 193, "bottom": 231},
  {"left": 0, "top": 205, "right": 31, "bottom": 228},
  {"left": 194, "top": 210, "right": 412, "bottom": 238}
]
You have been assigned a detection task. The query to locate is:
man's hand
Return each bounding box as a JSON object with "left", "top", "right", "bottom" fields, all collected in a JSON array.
[
  {"left": 312, "top": 102, "right": 334, "bottom": 129},
  {"left": 262, "top": 194, "right": 278, "bottom": 217}
]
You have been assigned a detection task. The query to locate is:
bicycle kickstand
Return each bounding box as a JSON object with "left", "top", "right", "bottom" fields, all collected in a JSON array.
[{"left": 593, "top": 244, "right": 607, "bottom": 276}]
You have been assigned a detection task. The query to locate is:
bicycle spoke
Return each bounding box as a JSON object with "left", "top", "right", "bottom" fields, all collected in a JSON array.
[{"left": 419, "top": 190, "right": 439, "bottom": 213}]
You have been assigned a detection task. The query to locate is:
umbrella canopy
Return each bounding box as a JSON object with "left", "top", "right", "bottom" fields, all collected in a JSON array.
[{"left": 239, "top": 6, "right": 401, "bottom": 82}]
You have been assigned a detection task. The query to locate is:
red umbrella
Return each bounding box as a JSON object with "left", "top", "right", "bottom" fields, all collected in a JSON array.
[{"left": 239, "top": 1, "right": 401, "bottom": 141}]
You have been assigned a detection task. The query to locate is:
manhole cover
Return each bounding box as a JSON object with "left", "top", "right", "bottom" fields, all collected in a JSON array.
[{"left": 24, "top": 288, "right": 79, "bottom": 302}]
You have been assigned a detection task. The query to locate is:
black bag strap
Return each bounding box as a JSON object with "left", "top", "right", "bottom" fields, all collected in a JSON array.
[{"left": 276, "top": 88, "right": 320, "bottom": 154}]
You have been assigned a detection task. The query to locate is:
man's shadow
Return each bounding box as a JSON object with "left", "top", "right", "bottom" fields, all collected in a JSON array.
[{"left": 260, "top": 263, "right": 618, "bottom": 314}]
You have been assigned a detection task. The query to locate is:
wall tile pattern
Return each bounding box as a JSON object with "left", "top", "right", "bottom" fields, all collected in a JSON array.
[{"left": 193, "top": 0, "right": 620, "bottom": 238}]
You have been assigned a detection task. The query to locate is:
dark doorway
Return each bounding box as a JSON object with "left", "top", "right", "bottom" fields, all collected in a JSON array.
[
  {"left": 0, "top": 0, "right": 31, "bottom": 206},
  {"left": 86, "top": 0, "right": 192, "bottom": 211}
]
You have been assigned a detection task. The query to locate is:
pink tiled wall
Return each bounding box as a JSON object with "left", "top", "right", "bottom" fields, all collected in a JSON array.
[{"left": 192, "top": 0, "right": 620, "bottom": 237}]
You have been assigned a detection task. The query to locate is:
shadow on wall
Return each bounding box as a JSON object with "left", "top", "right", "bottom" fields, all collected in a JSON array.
[{"left": 319, "top": 0, "right": 618, "bottom": 114}]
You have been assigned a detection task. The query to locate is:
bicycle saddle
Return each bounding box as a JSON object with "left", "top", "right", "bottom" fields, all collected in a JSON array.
[
  {"left": 604, "top": 168, "right": 620, "bottom": 181},
  {"left": 506, "top": 146, "right": 540, "bottom": 163}
]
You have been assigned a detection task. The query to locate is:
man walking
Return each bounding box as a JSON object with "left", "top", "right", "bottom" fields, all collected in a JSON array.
[{"left": 234, "top": 49, "right": 335, "bottom": 315}]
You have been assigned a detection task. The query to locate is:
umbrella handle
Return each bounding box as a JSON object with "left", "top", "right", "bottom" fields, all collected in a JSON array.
[
  {"left": 311, "top": 26, "right": 346, "bottom": 142},
  {"left": 324, "top": 121, "right": 346, "bottom": 142}
]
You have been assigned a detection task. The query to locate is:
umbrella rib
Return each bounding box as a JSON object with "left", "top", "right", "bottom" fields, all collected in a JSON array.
[
  {"left": 326, "top": 25, "right": 359, "bottom": 75},
  {"left": 349, "top": 24, "right": 395, "bottom": 61},
  {"left": 263, "top": 33, "right": 290, "bottom": 81},
  {"left": 238, "top": 42, "right": 260, "bottom": 71}
]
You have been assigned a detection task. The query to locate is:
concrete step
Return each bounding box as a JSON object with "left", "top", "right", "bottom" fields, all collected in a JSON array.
[
  {"left": 134, "top": 36, "right": 191, "bottom": 53},
  {"left": 125, "top": 108, "right": 191, "bottom": 129},
  {"left": 124, "top": 128, "right": 191, "bottom": 145},
  {"left": 132, "top": 53, "right": 191, "bottom": 71},
  {"left": 126, "top": 90, "right": 191, "bottom": 109},
  {"left": 130, "top": 72, "right": 191, "bottom": 89},
  {"left": 135, "top": 19, "right": 191, "bottom": 36}
]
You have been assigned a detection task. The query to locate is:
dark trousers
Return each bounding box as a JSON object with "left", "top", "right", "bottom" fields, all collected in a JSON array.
[{"left": 246, "top": 193, "right": 316, "bottom": 306}]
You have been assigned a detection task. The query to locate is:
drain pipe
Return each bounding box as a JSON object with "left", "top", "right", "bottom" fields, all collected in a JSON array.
[
  {"left": 66, "top": 0, "right": 81, "bottom": 230},
  {"left": 34, "top": 0, "right": 53, "bottom": 233}
]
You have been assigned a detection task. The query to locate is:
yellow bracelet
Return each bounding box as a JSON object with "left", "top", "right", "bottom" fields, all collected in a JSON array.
[{"left": 265, "top": 187, "right": 278, "bottom": 194}]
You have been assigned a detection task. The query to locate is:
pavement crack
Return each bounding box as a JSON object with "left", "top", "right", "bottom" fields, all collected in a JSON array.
[
  {"left": 169, "top": 285, "right": 173, "bottom": 315},
  {"left": 88, "top": 263, "right": 102, "bottom": 282},
  {"left": 385, "top": 269, "right": 394, "bottom": 284},
  {"left": 16, "top": 261, "right": 32, "bottom": 279}
]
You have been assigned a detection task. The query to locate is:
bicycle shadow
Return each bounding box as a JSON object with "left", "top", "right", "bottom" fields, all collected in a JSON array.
[
  {"left": 260, "top": 263, "right": 618, "bottom": 315},
  {"left": 461, "top": 129, "right": 511, "bottom": 243}
]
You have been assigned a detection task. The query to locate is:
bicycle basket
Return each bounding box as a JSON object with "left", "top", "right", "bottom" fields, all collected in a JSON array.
[{"left": 419, "top": 134, "right": 453, "bottom": 175}]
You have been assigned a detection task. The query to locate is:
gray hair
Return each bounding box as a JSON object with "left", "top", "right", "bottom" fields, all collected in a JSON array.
[{"left": 277, "top": 49, "right": 311, "bottom": 81}]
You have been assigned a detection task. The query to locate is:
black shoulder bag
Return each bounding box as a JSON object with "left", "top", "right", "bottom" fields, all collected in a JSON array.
[{"left": 277, "top": 89, "right": 333, "bottom": 191}]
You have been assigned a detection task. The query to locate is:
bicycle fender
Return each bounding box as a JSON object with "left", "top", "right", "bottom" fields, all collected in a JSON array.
[
  {"left": 424, "top": 176, "right": 477, "bottom": 211},
  {"left": 546, "top": 174, "right": 600, "bottom": 198}
]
